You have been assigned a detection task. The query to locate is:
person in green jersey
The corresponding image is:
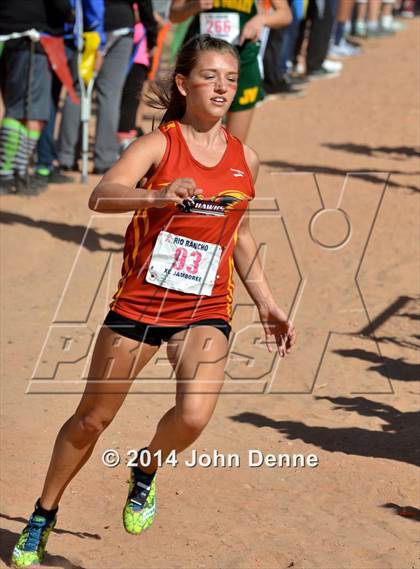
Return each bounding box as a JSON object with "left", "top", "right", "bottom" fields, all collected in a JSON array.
[{"left": 170, "top": 0, "right": 292, "bottom": 141}]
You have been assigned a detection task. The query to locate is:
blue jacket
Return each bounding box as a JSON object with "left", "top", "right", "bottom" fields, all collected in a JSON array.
[{"left": 69, "top": 0, "right": 106, "bottom": 49}]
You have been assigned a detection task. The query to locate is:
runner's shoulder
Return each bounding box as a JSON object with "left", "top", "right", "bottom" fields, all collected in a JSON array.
[
  {"left": 130, "top": 128, "right": 166, "bottom": 154},
  {"left": 124, "top": 128, "right": 167, "bottom": 166}
]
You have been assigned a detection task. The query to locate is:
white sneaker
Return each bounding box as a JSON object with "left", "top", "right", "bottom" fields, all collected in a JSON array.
[
  {"left": 390, "top": 19, "right": 407, "bottom": 31},
  {"left": 401, "top": 10, "right": 415, "bottom": 18},
  {"left": 354, "top": 21, "right": 368, "bottom": 37},
  {"left": 294, "top": 62, "right": 305, "bottom": 75},
  {"left": 329, "top": 39, "right": 363, "bottom": 58},
  {"left": 322, "top": 59, "right": 343, "bottom": 73}
]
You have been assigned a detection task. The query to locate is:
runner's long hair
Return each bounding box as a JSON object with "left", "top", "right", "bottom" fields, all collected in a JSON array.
[{"left": 147, "top": 34, "right": 240, "bottom": 125}]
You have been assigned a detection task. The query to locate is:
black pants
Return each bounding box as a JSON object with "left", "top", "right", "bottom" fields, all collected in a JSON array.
[
  {"left": 295, "top": 0, "right": 335, "bottom": 72},
  {"left": 118, "top": 63, "right": 148, "bottom": 133},
  {"left": 262, "top": 28, "right": 286, "bottom": 88},
  {"left": 262, "top": 0, "right": 294, "bottom": 87}
]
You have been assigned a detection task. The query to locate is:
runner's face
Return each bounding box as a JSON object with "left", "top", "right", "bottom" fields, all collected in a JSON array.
[{"left": 179, "top": 51, "right": 239, "bottom": 118}]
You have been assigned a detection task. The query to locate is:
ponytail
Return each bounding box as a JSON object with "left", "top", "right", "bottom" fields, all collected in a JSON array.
[{"left": 147, "top": 75, "right": 186, "bottom": 124}]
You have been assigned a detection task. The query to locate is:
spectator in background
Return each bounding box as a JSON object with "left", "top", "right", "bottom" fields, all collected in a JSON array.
[
  {"left": 329, "top": 0, "right": 363, "bottom": 56},
  {"left": 294, "top": 0, "right": 341, "bottom": 79},
  {"left": 32, "top": 0, "right": 106, "bottom": 191},
  {"left": 117, "top": 0, "right": 158, "bottom": 155},
  {"left": 380, "top": 0, "right": 400, "bottom": 31},
  {"left": 354, "top": 0, "right": 400, "bottom": 37},
  {"left": 170, "top": 0, "right": 292, "bottom": 142},
  {"left": 399, "top": 0, "right": 418, "bottom": 17},
  {"left": 58, "top": 0, "right": 156, "bottom": 174},
  {"left": 0, "top": 0, "right": 72, "bottom": 195},
  {"left": 263, "top": 0, "right": 308, "bottom": 97}
]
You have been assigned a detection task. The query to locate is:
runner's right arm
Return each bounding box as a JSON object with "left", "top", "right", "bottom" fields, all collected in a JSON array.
[
  {"left": 88, "top": 130, "right": 200, "bottom": 213},
  {"left": 239, "top": 0, "right": 292, "bottom": 44}
]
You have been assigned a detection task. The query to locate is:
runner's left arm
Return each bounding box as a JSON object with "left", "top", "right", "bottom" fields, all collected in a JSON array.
[{"left": 233, "top": 146, "right": 296, "bottom": 356}]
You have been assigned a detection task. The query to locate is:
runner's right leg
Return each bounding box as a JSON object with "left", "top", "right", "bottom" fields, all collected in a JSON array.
[
  {"left": 12, "top": 325, "right": 158, "bottom": 568},
  {"left": 40, "top": 325, "right": 159, "bottom": 510}
]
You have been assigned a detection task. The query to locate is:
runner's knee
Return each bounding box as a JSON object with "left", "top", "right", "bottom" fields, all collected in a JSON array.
[
  {"left": 75, "top": 411, "right": 114, "bottom": 438},
  {"left": 175, "top": 405, "right": 212, "bottom": 435}
]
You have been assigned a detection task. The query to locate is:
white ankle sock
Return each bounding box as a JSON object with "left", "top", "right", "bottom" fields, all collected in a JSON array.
[{"left": 381, "top": 15, "right": 393, "bottom": 28}]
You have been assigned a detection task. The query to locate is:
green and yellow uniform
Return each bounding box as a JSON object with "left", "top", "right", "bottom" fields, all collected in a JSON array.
[{"left": 184, "top": 0, "right": 264, "bottom": 112}]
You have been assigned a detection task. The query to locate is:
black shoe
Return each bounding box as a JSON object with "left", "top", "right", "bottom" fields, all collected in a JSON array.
[
  {"left": 264, "top": 77, "right": 305, "bottom": 98},
  {"left": 15, "top": 175, "right": 48, "bottom": 196},
  {"left": 287, "top": 73, "right": 310, "bottom": 86},
  {"left": 48, "top": 166, "right": 74, "bottom": 184},
  {"left": 344, "top": 37, "right": 363, "bottom": 47},
  {"left": 307, "top": 67, "right": 340, "bottom": 80},
  {"left": 0, "top": 176, "right": 16, "bottom": 195},
  {"left": 59, "top": 162, "right": 79, "bottom": 173},
  {"left": 32, "top": 172, "right": 49, "bottom": 190}
]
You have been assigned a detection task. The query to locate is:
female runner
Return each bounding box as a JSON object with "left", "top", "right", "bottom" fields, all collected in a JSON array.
[
  {"left": 11, "top": 35, "right": 296, "bottom": 569},
  {"left": 169, "top": 0, "right": 292, "bottom": 141}
]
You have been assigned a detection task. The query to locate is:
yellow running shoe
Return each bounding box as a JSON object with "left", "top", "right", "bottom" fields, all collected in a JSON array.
[
  {"left": 11, "top": 512, "right": 56, "bottom": 568},
  {"left": 123, "top": 468, "right": 157, "bottom": 535}
]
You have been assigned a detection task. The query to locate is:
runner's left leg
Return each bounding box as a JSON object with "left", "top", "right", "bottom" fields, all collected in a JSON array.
[{"left": 139, "top": 325, "right": 229, "bottom": 473}]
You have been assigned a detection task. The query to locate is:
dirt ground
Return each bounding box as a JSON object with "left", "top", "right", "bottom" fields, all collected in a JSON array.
[{"left": 1, "top": 20, "right": 419, "bottom": 569}]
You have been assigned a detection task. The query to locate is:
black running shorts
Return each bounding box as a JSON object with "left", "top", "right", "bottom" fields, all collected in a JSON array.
[{"left": 103, "top": 310, "right": 231, "bottom": 346}]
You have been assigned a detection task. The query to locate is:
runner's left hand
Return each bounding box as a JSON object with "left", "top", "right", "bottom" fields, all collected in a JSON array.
[{"left": 258, "top": 302, "right": 296, "bottom": 357}]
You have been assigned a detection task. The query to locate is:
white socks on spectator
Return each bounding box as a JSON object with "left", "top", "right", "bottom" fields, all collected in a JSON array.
[{"left": 381, "top": 15, "right": 394, "bottom": 29}]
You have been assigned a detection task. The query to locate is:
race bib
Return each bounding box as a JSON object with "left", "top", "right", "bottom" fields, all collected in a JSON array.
[
  {"left": 146, "top": 231, "right": 222, "bottom": 296},
  {"left": 199, "top": 12, "right": 240, "bottom": 45}
]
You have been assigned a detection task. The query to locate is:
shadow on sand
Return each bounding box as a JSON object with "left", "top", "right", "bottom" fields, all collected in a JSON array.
[
  {"left": 0, "top": 211, "right": 124, "bottom": 253},
  {"left": 230, "top": 395, "right": 420, "bottom": 467}
]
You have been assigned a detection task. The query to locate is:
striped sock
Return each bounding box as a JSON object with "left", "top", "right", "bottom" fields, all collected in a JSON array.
[
  {"left": 15, "top": 127, "right": 40, "bottom": 177},
  {"left": 0, "top": 117, "right": 21, "bottom": 180}
]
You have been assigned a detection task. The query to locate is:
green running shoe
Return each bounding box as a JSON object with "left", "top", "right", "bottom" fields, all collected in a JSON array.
[
  {"left": 11, "top": 513, "right": 56, "bottom": 568},
  {"left": 123, "top": 468, "right": 157, "bottom": 535}
]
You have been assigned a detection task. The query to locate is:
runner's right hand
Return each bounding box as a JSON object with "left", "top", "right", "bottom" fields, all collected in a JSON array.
[
  {"left": 196, "top": 0, "right": 214, "bottom": 11},
  {"left": 152, "top": 178, "right": 202, "bottom": 208},
  {"left": 239, "top": 14, "right": 265, "bottom": 45}
]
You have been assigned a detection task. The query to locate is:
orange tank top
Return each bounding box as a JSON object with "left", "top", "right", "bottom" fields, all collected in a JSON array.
[{"left": 110, "top": 120, "right": 255, "bottom": 325}]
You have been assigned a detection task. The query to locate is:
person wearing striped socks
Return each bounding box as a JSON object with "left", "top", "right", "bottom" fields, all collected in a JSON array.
[
  {"left": 0, "top": 0, "right": 72, "bottom": 195},
  {"left": 0, "top": 116, "right": 44, "bottom": 195}
]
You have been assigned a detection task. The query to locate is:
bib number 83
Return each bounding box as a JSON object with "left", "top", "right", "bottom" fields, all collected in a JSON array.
[{"left": 146, "top": 230, "right": 222, "bottom": 296}]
